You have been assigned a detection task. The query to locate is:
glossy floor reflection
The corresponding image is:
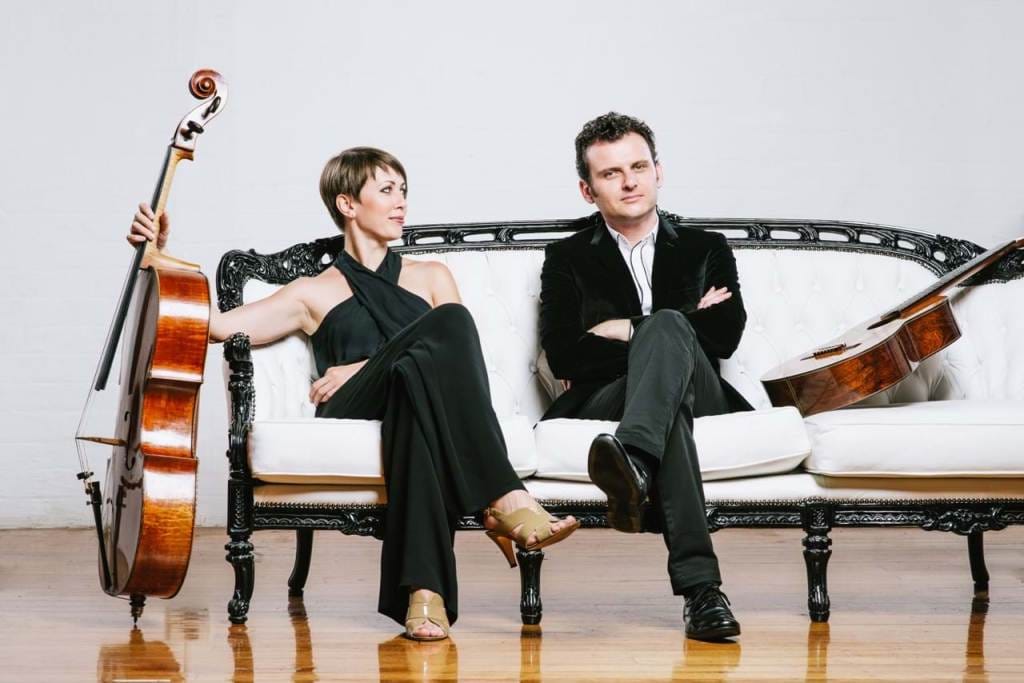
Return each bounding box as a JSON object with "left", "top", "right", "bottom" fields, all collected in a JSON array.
[
  {"left": 3, "top": 527, "right": 1022, "bottom": 681},
  {"left": 215, "top": 595, "right": 997, "bottom": 681},
  {"left": 97, "top": 629, "right": 184, "bottom": 683}
]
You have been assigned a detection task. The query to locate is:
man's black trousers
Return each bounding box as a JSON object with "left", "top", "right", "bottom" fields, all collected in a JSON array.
[{"left": 575, "top": 309, "right": 730, "bottom": 593}]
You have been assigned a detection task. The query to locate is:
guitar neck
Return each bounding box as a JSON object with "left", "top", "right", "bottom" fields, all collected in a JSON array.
[{"left": 882, "top": 239, "right": 1019, "bottom": 321}]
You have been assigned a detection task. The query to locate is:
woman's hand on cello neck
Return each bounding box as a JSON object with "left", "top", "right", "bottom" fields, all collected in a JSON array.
[{"left": 128, "top": 203, "right": 170, "bottom": 250}]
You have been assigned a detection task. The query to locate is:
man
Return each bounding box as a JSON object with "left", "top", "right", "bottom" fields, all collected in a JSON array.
[{"left": 539, "top": 112, "right": 752, "bottom": 641}]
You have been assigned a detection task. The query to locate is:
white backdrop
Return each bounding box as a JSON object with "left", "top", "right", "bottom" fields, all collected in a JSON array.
[{"left": 2, "top": 0, "right": 1022, "bottom": 527}]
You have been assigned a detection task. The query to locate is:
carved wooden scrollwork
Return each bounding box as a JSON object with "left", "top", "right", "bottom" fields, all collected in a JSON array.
[
  {"left": 919, "top": 506, "right": 1009, "bottom": 535},
  {"left": 254, "top": 508, "right": 386, "bottom": 540}
]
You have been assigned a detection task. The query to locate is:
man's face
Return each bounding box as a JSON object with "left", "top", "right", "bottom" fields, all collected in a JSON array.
[{"left": 579, "top": 132, "right": 662, "bottom": 223}]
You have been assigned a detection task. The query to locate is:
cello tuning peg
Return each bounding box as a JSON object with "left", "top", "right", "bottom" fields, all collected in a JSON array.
[
  {"left": 179, "top": 120, "right": 205, "bottom": 140},
  {"left": 203, "top": 96, "right": 222, "bottom": 117}
]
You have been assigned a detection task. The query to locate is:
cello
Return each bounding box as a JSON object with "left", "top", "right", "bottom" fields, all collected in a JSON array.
[{"left": 74, "top": 70, "right": 227, "bottom": 621}]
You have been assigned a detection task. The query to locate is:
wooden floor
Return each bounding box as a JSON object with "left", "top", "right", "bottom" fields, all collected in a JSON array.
[{"left": 2, "top": 526, "right": 1022, "bottom": 682}]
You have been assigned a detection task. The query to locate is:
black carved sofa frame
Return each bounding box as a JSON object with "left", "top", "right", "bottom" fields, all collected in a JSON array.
[{"left": 217, "top": 214, "right": 1024, "bottom": 625}]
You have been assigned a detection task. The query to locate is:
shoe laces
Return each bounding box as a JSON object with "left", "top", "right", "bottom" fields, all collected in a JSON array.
[{"left": 686, "top": 584, "right": 731, "bottom": 615}]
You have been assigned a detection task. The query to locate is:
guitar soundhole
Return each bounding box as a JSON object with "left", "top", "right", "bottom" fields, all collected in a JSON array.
[{"left": 803, "top": 342, "right": 861, "bottom": 361}]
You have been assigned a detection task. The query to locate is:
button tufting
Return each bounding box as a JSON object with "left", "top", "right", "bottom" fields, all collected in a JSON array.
[{"left": 242, "top": 248, "right": 1018, "bottom": 422}]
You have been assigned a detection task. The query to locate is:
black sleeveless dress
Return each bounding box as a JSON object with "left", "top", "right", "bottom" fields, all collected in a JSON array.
[{"left": 313, "top": 249, "right": 524, "bottom": 626}]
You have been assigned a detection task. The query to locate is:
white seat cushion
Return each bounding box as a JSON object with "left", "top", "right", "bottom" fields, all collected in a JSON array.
[
  {"left": 249, "top": 414, "right": 537, "bottom": 484},
  {"left": 803, "top": 400, "right": 1024, "bottom": 477},
  {"left": 532, "top": 407, "right": 810, "bottom": 482}
]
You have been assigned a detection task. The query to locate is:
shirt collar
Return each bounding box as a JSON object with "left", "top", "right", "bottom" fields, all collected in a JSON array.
[{"left": 605, "top": 220, "right": 659, "bottom": 249}]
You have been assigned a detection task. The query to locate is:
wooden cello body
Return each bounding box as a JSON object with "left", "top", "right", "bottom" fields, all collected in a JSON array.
[
  {"left": 102, "top": 260, "right": 210, "bottom": 600},
  {"left": 761, "top": 237, "right": 1022, "bottom": 416},
  {"left": 76, "top": 70, "right": 226, "bottom": 620}
]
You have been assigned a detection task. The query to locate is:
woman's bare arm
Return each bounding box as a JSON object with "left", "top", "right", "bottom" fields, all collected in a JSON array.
[
  {"left": 210, "top": 278, "right": 315, "bottom": 344},
  {"left": 429, "top": 261, "right": 461, "bottom": 307},
  {"left": 129, "top": 203, "right": 314, "bottom": 344}
]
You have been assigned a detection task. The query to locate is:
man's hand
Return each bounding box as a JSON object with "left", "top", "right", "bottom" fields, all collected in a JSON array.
[
  {"left": 588, "top": 318, "right": 631, "bottom": 342},
  {"left": 128, "top": 202, "right": 169, "bottom": 249},
  {"left": 698, "top": 286, "right": 732, "bottom": 310},
  {"left": 309, "top": 361, "right": 367, "bottom": 404}
]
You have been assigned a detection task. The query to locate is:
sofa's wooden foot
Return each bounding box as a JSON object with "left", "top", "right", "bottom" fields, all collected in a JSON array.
[
  {"left": 518, "top": 548, "right": 543, "bottom": 625},
  {"left": 967, "top": 530, "right": 990, "bottom": 596},
  {"left": 288, "top": 529, "right": 314, "bottom": 597},
  {"left": 226, "top": 536, "right": 255, "bottom": 624},
  {"left": 803, "top": 505, "right": 832, "bottom": 623}
]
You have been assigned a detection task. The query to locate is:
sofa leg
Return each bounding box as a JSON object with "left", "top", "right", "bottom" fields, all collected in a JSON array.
[
  {"left": 802, "top": 506, "right": 833, "bottom": 623},
  {"left": 226, "top": 534, "right": 255, "bottom": 624},
  {"left": 288, "top": 529, "right": 314, "bottom": 597},
  {"left": 967, "top": 530, "right": 990, "bottom": 596},
  {"left": 518, "top": 548, "right": 544, "bottom": 625}
]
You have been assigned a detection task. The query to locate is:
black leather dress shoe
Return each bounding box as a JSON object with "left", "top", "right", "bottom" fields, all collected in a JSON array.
[
  {"left": 683, "top": 584, "right": 741, "bottom": 641},
  {"left": 587, "top": 434, "right": 651, "bottom": 533}
]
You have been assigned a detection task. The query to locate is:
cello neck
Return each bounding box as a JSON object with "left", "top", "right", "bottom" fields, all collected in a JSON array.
[
  {"left": 93, "top": 145, "right": 193, "bottom": 391},
  {"left": 142, "top": 146, "right": 193, "bottom": 265}
]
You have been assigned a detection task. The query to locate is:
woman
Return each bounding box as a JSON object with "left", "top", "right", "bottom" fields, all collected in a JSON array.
[{"left": 129, "top": 147, "right": 578, "bottom": 641}]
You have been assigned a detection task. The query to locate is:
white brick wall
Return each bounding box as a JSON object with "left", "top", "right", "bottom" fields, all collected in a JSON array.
[{"left": 3, "top": 0, "right": 1024, "bottom": 527}]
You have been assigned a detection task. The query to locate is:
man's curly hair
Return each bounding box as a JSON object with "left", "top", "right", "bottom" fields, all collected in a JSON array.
[{"left": 574, "top": 112, "right": 658, "bottom": 183}]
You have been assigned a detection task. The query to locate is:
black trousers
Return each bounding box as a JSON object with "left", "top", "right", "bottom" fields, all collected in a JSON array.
[
  {"left": 318, "top": 303, "right": 525, "bottom": 625},
  {"left": 576, "top": 309, "right": 729, "bottom": 593}
]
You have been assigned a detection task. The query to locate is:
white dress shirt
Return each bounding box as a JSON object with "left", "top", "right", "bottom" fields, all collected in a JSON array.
[{"left": 606, "top": 222, "right": 658, "bottom": 316}]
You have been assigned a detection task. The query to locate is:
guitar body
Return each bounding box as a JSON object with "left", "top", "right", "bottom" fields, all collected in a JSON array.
[
  {"left": 102, "top": 263, "right": 210, "bottom": 597},
  {"left": 761, "top": 296, "right": 960, "bottom": 416}
]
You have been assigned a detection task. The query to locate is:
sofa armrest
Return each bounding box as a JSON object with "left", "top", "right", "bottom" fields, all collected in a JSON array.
[{"left": 224, "top": 332, "right": 255, "bottom": 478}]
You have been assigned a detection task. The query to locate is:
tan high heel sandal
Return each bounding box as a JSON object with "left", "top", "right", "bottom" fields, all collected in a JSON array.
[
  {"left": 484, "top": 507, "right": 580, "bottom": 568},
  {"left": 404, "top": 592, "right": 450, "bottom": 641}
]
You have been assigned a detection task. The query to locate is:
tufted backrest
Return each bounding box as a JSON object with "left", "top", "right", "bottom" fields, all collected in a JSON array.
[{"left": 226, "top": 218, "right": 1024, "bottom": 423}]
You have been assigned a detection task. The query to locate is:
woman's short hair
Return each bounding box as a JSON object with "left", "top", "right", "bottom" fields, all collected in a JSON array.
[{"left": 319, "top": 147, "right": 407, "bottom": 230}]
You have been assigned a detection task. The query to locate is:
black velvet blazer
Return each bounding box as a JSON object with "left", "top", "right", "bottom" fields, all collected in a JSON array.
[{"left": 539, "top": 212, "right": 753, "bottom": 419}]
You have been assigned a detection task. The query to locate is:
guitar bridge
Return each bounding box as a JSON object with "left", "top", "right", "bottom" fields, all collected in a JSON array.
[{"left": 802, "top": 342, "right": 860, "bottom": 361}]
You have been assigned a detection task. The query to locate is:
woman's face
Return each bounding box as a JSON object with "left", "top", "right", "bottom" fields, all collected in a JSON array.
[{"left": 344, "top": 165, "right": 407, "bottom": 241}]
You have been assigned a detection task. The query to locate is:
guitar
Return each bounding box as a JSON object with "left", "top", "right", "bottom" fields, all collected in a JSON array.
[{"left": 760, "top": 237, "right": 1023, "bottom": 416}]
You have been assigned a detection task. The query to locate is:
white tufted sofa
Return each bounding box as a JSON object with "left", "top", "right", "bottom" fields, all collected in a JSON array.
[{"left": 218, "top": 214, "right": 1024, "bottom": 625}]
